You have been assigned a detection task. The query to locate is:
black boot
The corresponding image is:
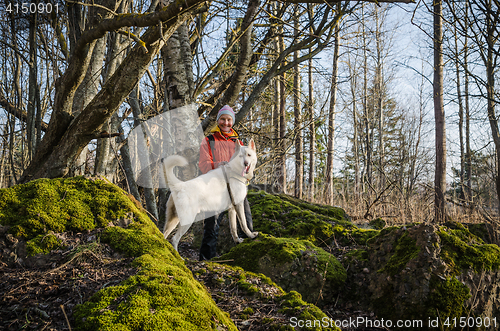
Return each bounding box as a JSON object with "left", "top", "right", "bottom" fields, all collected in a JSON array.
[{"left": 199, "top": 213, "right": 223, "bottom": 261}]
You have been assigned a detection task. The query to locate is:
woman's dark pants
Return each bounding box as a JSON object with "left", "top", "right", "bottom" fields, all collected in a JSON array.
[{"left": 199, "top": 198, "right": 253, "bottom": 261}]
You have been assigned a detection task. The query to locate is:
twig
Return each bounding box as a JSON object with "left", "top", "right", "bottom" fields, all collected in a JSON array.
[
  {"left": 116, "top": 30, "right": 148, "bottom": 53},
  {"left": 65, "top": 0, "right": 118, "bottom": 16},
  {"left": 60, "top": 305, "right": 72, "bottom": 331}
]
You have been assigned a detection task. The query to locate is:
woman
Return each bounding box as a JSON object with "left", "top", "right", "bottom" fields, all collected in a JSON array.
[{"left": 198, "top": 105, "right": 254, "bottom": 260}]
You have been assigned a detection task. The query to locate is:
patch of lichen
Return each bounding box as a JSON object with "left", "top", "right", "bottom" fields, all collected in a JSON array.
[
  {"left": 438, "top": 224, "right": 500, "bottom": 274},
  {"left": 0, "top": 177, "right": 149, "bottom": 240},
  {"left": 378, "top": 231, "right": 420, "bottom": 276},
  {"left": 26, "top": 232, "right": 62, "bottom": 256},
  {"left": 426, "top": 275, "right": 471, "bottom": 329},
  {"left": 216, "top": 233, "right": 346, "bottom": 287},
  {"left": 247, "top": 190, "right": 378, "bottom": 247},
  {"left": 74, "top": 216, "right": 236, "bottom": 330}
]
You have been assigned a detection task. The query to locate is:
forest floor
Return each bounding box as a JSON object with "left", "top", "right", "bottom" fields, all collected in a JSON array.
[{"left": 0, "top": 229, "right": 382, "bottom": 331}]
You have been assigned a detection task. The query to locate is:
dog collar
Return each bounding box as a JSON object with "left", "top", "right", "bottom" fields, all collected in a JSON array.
[{"left": 226, "top": 167, "right": 251, "bottom": 185}]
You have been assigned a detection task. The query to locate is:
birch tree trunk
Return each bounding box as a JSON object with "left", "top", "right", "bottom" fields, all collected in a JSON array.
[{"left": 293, "top": 5, "right": 303, "bottom": 199}]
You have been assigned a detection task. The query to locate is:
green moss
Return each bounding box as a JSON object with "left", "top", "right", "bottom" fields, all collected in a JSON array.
[
  {"left": 280, "top": 291, "right": 338, "bottom": 330},
  {"left": 331, "top": 224, "right": 379, "bottom": 246},
  {"left": 344, "top": 249, "right": 368, "bottom": 262},
  {"left": 426, "top": 275, "right": 471, "bottom": 329},
  {"left": 275, "top": 193, "right": 348, "bottom": 221},
  {"left": 466, "top": 223, "right": 489, "bottom": 243},
  {"left": 74, "top": 213, "right": 236, "bottom": 331},
  {"left": 369, "top": 217, "right": 386, "bottom": 230},
  {"left": 217, "top": 234, "right": 346, "bottom": 287},
  {"left": 0, "top": 177, "right": 149, "bottom": 240},
  {"left": 242, "top": 307, "right": 254, "bottom": 314},
  {"left": 200, "top": 262, "right": 338, "bottom": 331},
  {"left": 439, "top": 227, "right": 500, "bottom": 274},
  {"left": 26, "top": 232, "right": 62, "bottom": 256},
  {"left": 247, "top": 190, "right": 377, "bottom": 247},
  {"left": 0, "top": 177, "right": 237, "bottom": 331},
  {"left": 378, "top": 231, "right": 420, "bottom": 276}
]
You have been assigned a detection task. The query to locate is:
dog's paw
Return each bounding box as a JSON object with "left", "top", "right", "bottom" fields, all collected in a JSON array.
[
  {"left": 249, "top": 232, "right": 259, "bottom": 239},
  {"left": 235, "top": 237, "right": 244, "bottom": 244}
]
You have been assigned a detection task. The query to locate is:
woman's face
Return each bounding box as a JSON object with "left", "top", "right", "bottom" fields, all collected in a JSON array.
[{"left": 218, "top": 114, "right": 233, "bottom": 133}]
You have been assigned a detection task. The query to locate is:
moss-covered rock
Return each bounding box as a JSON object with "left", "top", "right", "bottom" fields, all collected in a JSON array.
[
  {"left": 0, "top": 176, "right": 145, "bottom": 240},
  {"left": 346, "top": 223, "right": 500, "bottom": 329},
  {"left": 216, "top": 233, "right": 346, "bottom": 306},
  {"left": 438, "top": 222, "right": 500, "bottom": 274},
  {"left": 0, "top": 177, "right": 237, "bottom": 331},
  {"left": 368, "top": 217, "right": 386, "bottom": 230},
  {"left": 189, "top": 261, "right": 340, "bottom": 331},
  {"left": 247, "top": 190, "right": 378, "bottom": 247}
]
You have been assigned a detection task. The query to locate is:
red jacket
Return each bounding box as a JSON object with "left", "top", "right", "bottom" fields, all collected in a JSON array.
[{"left": 199, "top": 127, "right": 243, "bottom": 174}]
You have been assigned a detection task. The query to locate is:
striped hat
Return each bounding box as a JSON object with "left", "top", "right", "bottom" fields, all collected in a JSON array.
[{"left": 216, "top": 105, "right": 235, "bottom": 122}]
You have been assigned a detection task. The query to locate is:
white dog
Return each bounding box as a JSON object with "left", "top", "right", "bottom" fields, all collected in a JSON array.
[{"left": 162, "top": 139, "right": 259, "bottom": 252}]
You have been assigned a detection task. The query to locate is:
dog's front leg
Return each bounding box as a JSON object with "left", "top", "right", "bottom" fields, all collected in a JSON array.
[
  {"left": 235, "top": 203, "right": 258, "bottom": 239},
  {"left": 228, "top": 207, "right": 244, "bottom": 244}
]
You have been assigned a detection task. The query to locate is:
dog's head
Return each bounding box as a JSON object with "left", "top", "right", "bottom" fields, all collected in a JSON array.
[{"left": 232, "top": 139, "right": 257, "bottom": 180}]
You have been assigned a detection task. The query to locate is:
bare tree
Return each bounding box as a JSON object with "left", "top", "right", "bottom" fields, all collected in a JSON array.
[
  {"left": 294, "top": 4, "right": 303, "bottom": 199},
  {"left": 325, "top": 15, "right": 341, "bottom": 206},
  {"left": 434, "top": 0, "right": 447, "bottom": 223}
]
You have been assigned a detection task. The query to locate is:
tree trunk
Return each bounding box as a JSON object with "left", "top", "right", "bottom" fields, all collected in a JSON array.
[
  {"left": 433, "top": 0, "right": 447, "bottom": 223},
  {"left": 308, "top": 48, "right": 315, "bottom": 202},
  {"left": 464, "top": 1, "right": 472, "bottom": 204},
  {"left": 326, "top": 23, "right": 340, "bottom": 205},
  {"left": 483, "top": 0, "right": 500, "bottom": 213},
  {"left": 27, "top": 8, "right": 38, "bottom": 161},
  {"left": 277, "top": 10, "right": 287, "bottom": 194},
  {"left": 453, "top": 4, "right": 465, "bottom": 201},
  {"left": 375, "top": 7, "right": 385, "bottom": 190},
  {"left": 129, "top": 85, "right": 158, "bottom": 222},
  {"left": 18, "top": 0, "right": 206, "bottom": 184},
  {"left": 293, "top": 5, "right": 303, "bottom": 199},
  {"left": 362, "top": 6, "right": 372, "bottom": 188}
]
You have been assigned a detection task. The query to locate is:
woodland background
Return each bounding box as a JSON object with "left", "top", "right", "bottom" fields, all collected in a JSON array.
[{"left": 0, "top": 0, "right": 498, "bottom": 227}]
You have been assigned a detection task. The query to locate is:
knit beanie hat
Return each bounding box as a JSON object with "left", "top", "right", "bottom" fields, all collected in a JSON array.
[{"left": 216, "top": 105, "right": 235, "bottom": 123}]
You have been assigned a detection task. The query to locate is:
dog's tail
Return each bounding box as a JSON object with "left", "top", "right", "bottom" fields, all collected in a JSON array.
[{"left": 162, "top": 155, "right": 188, "bottom": 186}]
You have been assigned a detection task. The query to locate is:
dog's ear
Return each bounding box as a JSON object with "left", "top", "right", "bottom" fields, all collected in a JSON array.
[{"left": 249, "top": 138, "right": 256, "bottom": 151}]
